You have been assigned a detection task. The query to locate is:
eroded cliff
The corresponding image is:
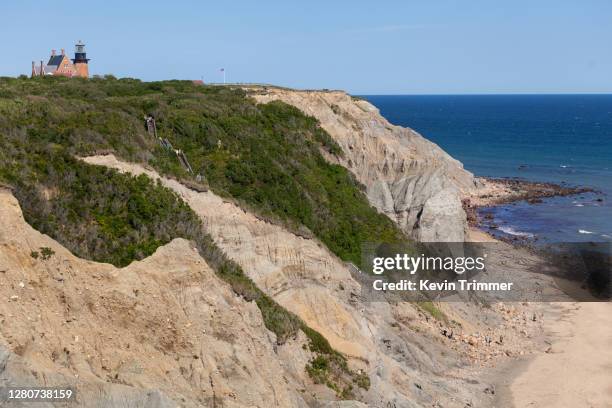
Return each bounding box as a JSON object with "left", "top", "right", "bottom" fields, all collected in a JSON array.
[
  {"left": 250, "top": 88, "right": 479, "bottom": 242},
  {"left": 0, "top": 152, "right": 546, "bottom": 407},
  {"left": 0, "top": 188, "right": 311, "bottom": 408},
  {"left": 80, "top": 155, "right": 543, "bottom": 408},
  {"left": 0, "top": 78, "right": 548, "bottom": 408}
]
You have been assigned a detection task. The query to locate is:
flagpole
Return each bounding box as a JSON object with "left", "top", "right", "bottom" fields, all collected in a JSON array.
[{"left": 223, "top": 70, "right": 226, "bottom": 84}]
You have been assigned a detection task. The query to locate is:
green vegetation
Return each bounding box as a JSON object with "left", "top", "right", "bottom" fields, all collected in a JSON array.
[
  {"left": 352, "top": 371, "right": 371, "bottom": 390},
  {"left": 0, "top": 76, "right": 409, "bottom": 395},
  {"left": 30, "top": 247, "right": 55, "bottom": 260},
  {"left": 306, "top": 355, "right": 348, "bottom": 397},
  {"left": 417, "top": 301, "right": 448, "bottom": 322},
  {"left": 8, "top": 149, "right": 193, "bottom": 267},
  {"left": 0, "top": 75, "right": 405, "bottom": 267},
  {"left": 305, "top": 353, "right": 366, "bottom": 400},
  {"left": 306, "top": 355, "right": 333, "bottom": 385},
  {"left": 39, "top": 247, "right": 55, "bottom": 260}
]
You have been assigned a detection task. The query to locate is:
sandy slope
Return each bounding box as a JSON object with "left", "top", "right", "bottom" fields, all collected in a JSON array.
[
  {"left": 510, "top": 302, "right": 612, "bottom": 407},
  {"left": 82, "top": 154, "right": 554, "bottom": 407},
  {"left": 0, "top": 188, "right": 311, "bottom": 407}
]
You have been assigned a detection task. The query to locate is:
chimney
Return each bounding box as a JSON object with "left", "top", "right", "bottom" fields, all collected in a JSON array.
[
  {"left": 51, "top": 49, "right": 56, "bottom": 56},
  {"left": 40, "top": 60, "right": 44, "bottom": 76},
  {"left": 61, "top": 48, "right": 65, "bottom": 56},
  {"left": 31, "top": 61, "right": 36, "bottom": 78}
]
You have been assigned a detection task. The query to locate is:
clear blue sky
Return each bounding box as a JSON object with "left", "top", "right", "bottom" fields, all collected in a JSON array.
[{"left": 2, "top": 0, "right": 611, "bottom": 94}]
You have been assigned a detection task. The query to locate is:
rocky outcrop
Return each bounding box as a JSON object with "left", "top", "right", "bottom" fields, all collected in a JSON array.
[
  {"left": 250, "top": 89, "right": 479, "bottom": 242},
  {"left": 415, "top": 187, "right": 467, "bottom": 242}
]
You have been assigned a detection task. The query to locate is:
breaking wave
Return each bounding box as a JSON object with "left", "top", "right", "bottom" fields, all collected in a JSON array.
[{"left": 498, "top": 226, "right": 534, "bottom": 238}]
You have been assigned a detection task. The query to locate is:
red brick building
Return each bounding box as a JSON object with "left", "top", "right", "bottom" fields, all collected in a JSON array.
[{"left": 32, "top": 41, "right": 89, "bottom": 78}]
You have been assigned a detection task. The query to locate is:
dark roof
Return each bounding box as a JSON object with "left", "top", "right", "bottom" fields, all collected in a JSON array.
[{"left": 47, "top": 55, "right": 64, "bottom": 67}]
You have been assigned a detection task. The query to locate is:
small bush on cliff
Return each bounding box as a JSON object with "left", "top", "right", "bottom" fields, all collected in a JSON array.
[
  {"left": 305, "top": 351, "right": 369, "bottom": 399},
  {"left": 39, "top": 247, "right": 55, "bottom": 260},
  {"left": 417, "top": 301, "right": 448, "bottom": 322}
]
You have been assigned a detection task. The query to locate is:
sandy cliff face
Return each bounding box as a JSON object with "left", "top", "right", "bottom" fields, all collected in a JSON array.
[
  {"left": 0, "top": 153, "right": 546, "bottom": 407},
  {"left": 0, "top": 188, "right": 309, "bottom": 408},
  {"left": 250, "top": 89, "right": 478, "bottom": 242},
  {"left": 0, "top": 86, "right": 563, "bottom": 407},
  {"left": 81, "top": 155, "right": 541, "bottom": 408},
  {"left": 83, "top": 155, "right": 372, "bottom": 361},
  {"left": 84, "top": 156, "right": 426, "bottom": 407}
]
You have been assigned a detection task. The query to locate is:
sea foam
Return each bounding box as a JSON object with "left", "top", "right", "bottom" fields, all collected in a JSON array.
[{"left": 498, "top": 226, "right": 534, "bottom": 238}]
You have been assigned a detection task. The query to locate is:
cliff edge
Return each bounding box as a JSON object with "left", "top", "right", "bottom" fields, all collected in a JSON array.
[{"left": 250, "top": 88, "right": 479, "bottom": 242}]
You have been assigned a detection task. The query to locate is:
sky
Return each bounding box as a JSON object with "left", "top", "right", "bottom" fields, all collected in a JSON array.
[{"left": 1, "top": 0, "right": 611, "bottom": 94}]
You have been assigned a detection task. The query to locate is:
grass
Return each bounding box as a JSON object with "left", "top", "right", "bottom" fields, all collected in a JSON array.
[
  {"left": 417, "top": 301, "right": 448, "bottom": 322},
  {"left": 305, "top": 352, "right": 369, "bottom": 399}
]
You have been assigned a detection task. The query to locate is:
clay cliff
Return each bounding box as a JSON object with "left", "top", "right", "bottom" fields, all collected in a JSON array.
[
  {"left": 250, "top": 89, "right": 478, "bottom": 242},
  {"left": 81, "top": 156, "right": 464, "bottom": 407},
  {"left": 0, "top": 82, "right": 545, "bottom": 408}
]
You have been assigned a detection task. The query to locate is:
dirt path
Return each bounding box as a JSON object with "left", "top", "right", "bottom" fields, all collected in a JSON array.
[{"left": 506, "top": 302, "right": 612, "bottom": 407}]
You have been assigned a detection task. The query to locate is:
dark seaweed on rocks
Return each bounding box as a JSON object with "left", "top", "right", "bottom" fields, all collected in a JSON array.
[{"left": 479, "top": 177, "right": 595, "bottom": 207}]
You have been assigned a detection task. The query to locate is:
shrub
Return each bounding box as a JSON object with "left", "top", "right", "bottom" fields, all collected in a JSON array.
[
  {"left": 417, "top": 301, "right": 448, "bottom": 322},
  {"left": 39, "top": 247, "right": 55, "bottom": 260},
  {"left": 0, "top": 76, "right": 407, "bottom": 268}
]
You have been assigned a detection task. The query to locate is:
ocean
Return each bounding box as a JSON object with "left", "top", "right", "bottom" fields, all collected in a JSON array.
[{"left": 364, "top": 95, "right": 612, "bottom": 244}]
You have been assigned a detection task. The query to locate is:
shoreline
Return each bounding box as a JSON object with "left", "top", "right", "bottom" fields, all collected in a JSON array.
[
  {"left": 464, "top": 176, "right": 596, "bottom": 223},
  {"left": 467, "top": 227, "right": 611, "bottom": 407},
  {"left": 470, "top": 177, "right": 596, "bottom": 208},
  {"left": 465, "top": 177, "right": 611, "bottom": 407},
  {"left": 487, "top": 302, "right": 564, "bottom": 408},
  {"left": 489, "top": 302, "right": 612, "bottom": 407},
  {"left": 464, "top": 177, "right": 601, "bottom": 245}
]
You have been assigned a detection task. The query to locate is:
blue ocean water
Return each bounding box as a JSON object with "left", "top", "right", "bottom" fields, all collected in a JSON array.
[{"left": 364, "top": 95, "right": 612, "bottom": 243}]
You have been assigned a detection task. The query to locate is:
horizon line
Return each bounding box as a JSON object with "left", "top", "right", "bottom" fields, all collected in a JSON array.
[
  {"left": 354, "top": 92, "right": 612, "bottom": 96},
  {"left": 3, "top": 75, "right": 611, "bottom": 97}
]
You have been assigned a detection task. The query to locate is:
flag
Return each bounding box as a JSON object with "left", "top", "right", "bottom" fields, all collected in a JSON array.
[{"left": 220, "top": 68, "right": 225, "bottom": 72}]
